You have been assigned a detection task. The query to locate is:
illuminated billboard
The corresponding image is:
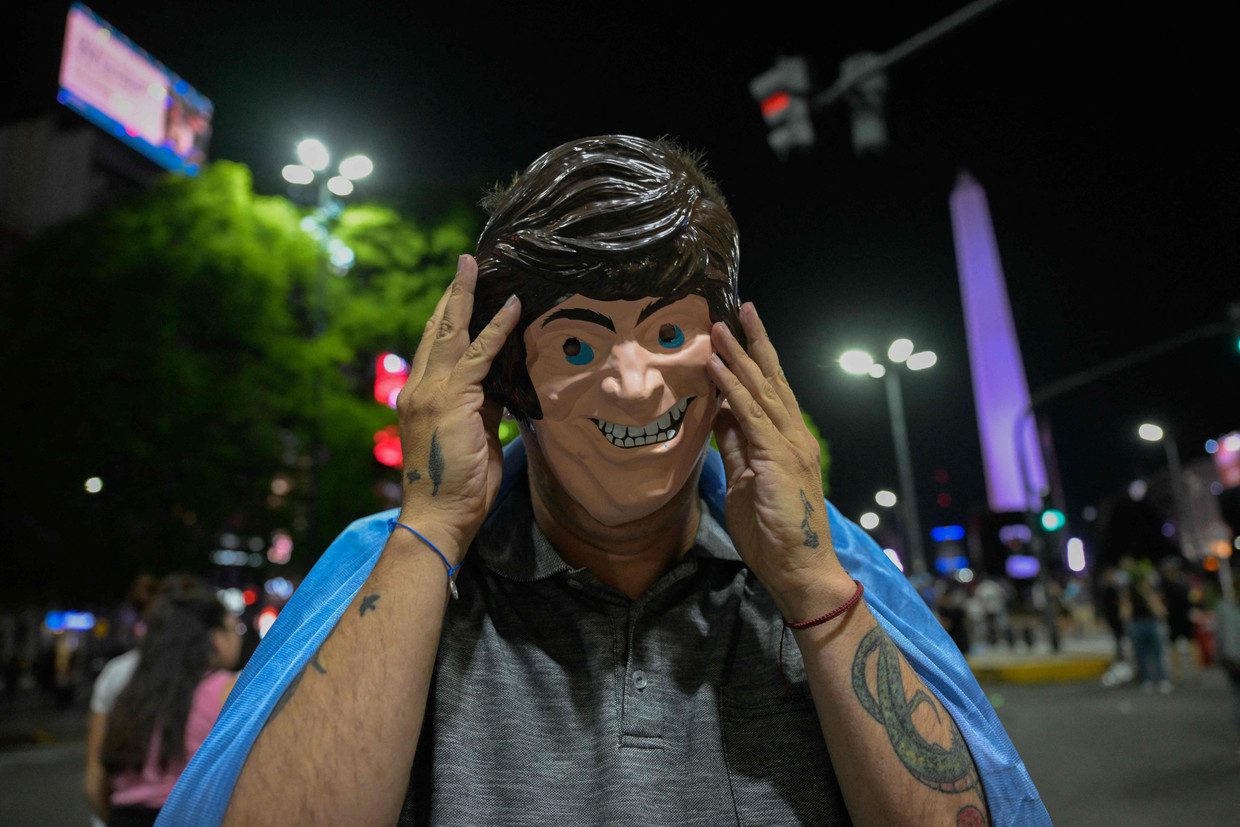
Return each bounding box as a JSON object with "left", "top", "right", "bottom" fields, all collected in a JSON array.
[{"left": 57, "top": 3, "right": 212, "bottom": 175}]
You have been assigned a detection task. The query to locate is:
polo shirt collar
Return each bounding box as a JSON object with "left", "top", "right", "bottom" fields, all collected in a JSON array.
[{"left": 474, "top": 474, "right": 742, "bottom": 584}]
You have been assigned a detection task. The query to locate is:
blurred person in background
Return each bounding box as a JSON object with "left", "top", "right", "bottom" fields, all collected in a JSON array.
[
  {"left": 89, "top": 580, "right": 240, "bottom": 826},
  {"left": 974, "top": 575, "right": 1012, "bottom": 649},
  {"left": 1158, "top": 557, "right": 1198, "bottom": 682},
  {"left": 111, "top": 575, "right": 157, "bottom": 657},
  {"left": 1098, "top": 565, "right": 1129, "bottom": 663},
  {"left": 937, "top": 580, "right": 971, "bottom": 655},
  {"left": 1059, "top": 577, "right": 1094, "bottom": 639},
  {"left": 84, "top": 574, "right": 172, "bottom": 823},
  {"left": 1124, "top": 559, "right": 1171, "bottom": 694}
]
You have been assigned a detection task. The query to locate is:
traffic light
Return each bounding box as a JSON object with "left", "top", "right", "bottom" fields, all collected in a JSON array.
[
  {"left": 838, "top": 52, "right": 888, "bottom": 156},
  {"left": 374, "top": 352, "right": 409, "bottom": 409},
  {"left": 749, "top": 56, "right": 815, "bottom": 159},
  {"left": 1039, "top": 509, "right": 1066, "bottom": 532},
  {"left": 373, "top": 425, "right": 402, "bottom": 469}
]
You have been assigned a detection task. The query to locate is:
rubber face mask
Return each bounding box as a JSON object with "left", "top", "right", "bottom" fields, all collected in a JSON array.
[{"left": 523, "top": 293, "right": 721, "bottom": 526}]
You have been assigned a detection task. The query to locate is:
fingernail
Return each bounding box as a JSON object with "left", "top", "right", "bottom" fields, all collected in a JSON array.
[
  {"left": 457, "top": 254, "right": 468, "bottom": 269},
  {"left": 503, "top": 294, "right": 519, "bottom": 310}
]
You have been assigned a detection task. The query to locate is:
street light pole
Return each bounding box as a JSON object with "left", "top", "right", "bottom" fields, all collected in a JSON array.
[
  {"left": 883, "top": 369, "right": 927, "bottom": 575},
  {"left": 1152, "top": 429, "right": 1203, "bottom": 560},
  {"left": 281, "top": 139, "right": 373, "bottom": 553},
  {"left": 839, "top": 339, "right": 934, "bottom": 576}
]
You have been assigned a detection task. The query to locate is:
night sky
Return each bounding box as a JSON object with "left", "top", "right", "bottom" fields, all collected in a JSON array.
[{"left": 7, "top": 1, "right": 1239, "bottom": 538}]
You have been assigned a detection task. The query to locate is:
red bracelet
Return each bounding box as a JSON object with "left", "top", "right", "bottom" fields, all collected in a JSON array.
[
  {"left": 777, "top": 579, "right": 865, "bottom": 695},
  {"left": 784, "top": 579, "right": 865, "bottom": 629}
]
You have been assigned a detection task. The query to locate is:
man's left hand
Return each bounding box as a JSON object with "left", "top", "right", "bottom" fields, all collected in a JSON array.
[{"left": 706, "top": 303, "right": 854, "bottom": 620}]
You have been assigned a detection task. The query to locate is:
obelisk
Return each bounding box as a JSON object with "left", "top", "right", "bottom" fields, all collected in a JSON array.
[{"left": 950, "top": 171, "right": 1047, "bottom": 512}]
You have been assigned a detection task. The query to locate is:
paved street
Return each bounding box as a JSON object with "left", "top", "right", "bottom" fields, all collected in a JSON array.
[
  {"left": 991, "top": 668, "right": 1240, "bottom": 824},
  {"left": 2, "top": 670, "right": 1237, "bottom": 824}
]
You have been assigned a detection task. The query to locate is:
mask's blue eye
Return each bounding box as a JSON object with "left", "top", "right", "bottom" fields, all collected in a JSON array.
[
  {"left": 562, "top": 337, "right": 594, "bottom": 365},
  {"left": 658, "top": 323, "right": 685, "bottom": 349}
]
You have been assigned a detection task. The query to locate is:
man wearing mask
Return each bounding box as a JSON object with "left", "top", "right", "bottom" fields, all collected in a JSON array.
[{"left": 162, "top": 136, "right": 1046, "bottom": 826}]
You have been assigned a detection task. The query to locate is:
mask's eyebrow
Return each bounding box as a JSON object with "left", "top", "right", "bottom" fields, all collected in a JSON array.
[
  {"left": 637, "top": 295, "right": 684, "bottom": 325},
  {"left": 541, "top": 307, "right": 615, "bottom": 332}
]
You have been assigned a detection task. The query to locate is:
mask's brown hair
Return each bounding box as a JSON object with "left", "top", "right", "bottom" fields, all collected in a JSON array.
[{"left": 470, "top": 135, "right": 743, "bottom": 422}]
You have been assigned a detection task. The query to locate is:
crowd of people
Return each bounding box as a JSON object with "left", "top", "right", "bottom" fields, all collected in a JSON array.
[
  {"left": 1096, "top": 557, "right": 1208, "bottom": 692},
  {"left": 920, "top": 556, "right": 1235, "bottom": 703},
  {"left": 2, "top": 575, "right": 241, "bottom": 826},
  {"left": 84, "top": 574, "right": 241, "bottom": 826},
  {"left": 5, "top": 552, "right": 1238, "bottom": 822}
]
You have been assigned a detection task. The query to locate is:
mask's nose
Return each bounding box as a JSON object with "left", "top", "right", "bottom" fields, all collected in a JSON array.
[{"left": 600, "top": 341, "right": 663, "bottom": 410}]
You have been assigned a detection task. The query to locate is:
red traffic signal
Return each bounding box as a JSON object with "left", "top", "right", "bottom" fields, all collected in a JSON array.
[
  {"left": 749, "top": 56, "right": 815, "bottom": 159},
  {"left": 374, "top": 352, "right": 409, "bottom": 409},
  {"left": 373, "top": 425, "right": 402, "bottom": 468}
]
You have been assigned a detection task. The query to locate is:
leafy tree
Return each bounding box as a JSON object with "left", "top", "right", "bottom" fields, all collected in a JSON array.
[{"left": 0, "top": 163, "right": 469, "bottom": 602}]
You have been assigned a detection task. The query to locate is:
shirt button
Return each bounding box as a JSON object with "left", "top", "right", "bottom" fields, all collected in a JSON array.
[{"left": 632, "top": 670, "right": 647, "bottom": 690}]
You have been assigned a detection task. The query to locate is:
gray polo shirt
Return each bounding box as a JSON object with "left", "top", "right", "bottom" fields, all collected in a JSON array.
[{"left": 400, "top": 478, "right": 849, "bottom": 825}]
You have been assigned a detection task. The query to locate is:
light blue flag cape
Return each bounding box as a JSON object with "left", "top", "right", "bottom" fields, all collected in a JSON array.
[{"left": 160, "top": 439, "right": 1049, "bottom": 825}]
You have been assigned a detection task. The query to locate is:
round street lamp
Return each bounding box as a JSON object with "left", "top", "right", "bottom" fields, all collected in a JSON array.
[
  {"left": 296, "top": 138, "right": 330, "bottom": 171},
  {"left": 284, "top": 138, "right": 374, "bottom": 210},
  {"left": 1138, "top": 422, "right": 1165, "bottom": 442}
]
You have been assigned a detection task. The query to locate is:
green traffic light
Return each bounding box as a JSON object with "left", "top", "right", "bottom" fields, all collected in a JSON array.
[{"left": 1040, "top": 509, "right": 1066, "bottom": 531}]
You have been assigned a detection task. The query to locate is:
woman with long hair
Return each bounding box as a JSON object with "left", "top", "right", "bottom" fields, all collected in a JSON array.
[{"left": 96, "top": 581, "right": 240, "bottom": 826}]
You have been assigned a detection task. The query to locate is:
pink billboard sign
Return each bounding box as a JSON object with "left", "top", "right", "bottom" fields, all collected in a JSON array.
[
  {"left": 57, "top": 4, "right": 212, "bottom": 174},
  {"left": 60, "top": 7, "right": 167, "bottom": 145}
]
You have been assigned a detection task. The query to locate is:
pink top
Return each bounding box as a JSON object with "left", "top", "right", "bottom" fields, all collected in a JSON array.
[{"left": 110, "top": 669, "right": 235, "bottom": 808}]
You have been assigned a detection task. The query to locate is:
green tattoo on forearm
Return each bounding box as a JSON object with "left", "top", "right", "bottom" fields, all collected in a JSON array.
[{"left": 851, "top": 627, "right": 979, "bottom": 794}]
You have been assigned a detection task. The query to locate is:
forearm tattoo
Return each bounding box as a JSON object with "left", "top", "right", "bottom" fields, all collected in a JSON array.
[
  {"left": 267, "top": 591, "right": 382, "bottom": 724},
  {"left": 799, "top": 490, "right": 820, "bottom": 548},
  {"left": 270, "top": 668, "right": 306, "bottom": 721},
  {"left": 850, "top": 627, "right": 980, "bottom": 796},
  {"left": 428, "top": 429, "right": 444, "bottom": 496},
  {"left": 406, "top": 469, "right": 422, "bottom": 484}
]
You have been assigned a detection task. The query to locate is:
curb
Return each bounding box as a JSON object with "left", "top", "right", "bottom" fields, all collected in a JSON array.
[{"left": 969, "top": 655, "right": 1113, "bottom": 684}]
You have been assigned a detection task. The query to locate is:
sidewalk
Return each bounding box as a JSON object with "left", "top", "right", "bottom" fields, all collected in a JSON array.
[
  {"left": 967, "top": 631, "right": 1115, "bottom": 684},
  {"left": 0, "top": 693, "right": 89, "bottom": 750}
]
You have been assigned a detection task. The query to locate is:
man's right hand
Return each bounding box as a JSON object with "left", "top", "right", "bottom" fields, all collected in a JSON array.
[
  {"left": 224, "top": 258, "right": 516, "bottom": 825},
  {"left": 395, "top": 254, "right": 521, "bottom": 560}
]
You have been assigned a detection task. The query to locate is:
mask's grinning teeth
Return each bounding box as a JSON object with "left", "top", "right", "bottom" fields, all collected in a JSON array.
[{"left": 592, "top": 397, "right": 693, "bottom": 448}]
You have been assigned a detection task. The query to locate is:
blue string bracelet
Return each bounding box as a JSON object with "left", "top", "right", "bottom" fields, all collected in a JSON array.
[{"left": 387, "top": 519, "right": 461, "bottom": 599}]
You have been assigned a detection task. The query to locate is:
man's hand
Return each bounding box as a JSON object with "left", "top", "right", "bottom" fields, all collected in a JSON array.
[
  {"left": 226, "top": 255, "right": 521, "bottom": 826},
  {"left": 395, "top": 254, "right": 521, "bottom": 558},
  {"left": 706, "top": 302, "right": 854, "bottom": 618},
  {"left": 709, "top": 304, "right": 992, "bottom": 826}
]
